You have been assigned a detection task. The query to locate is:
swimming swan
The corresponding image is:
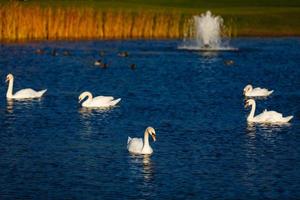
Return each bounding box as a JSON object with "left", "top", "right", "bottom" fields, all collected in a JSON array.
[
  {"left": 245, "top": 99, "right": 293, "bottom": 123},
  {"left": 78, "top": 91, "right": 121, "bottom": 108},
  {"left": 127, "top": 127, "right": 156, "bottom": 155},
  {"left": 6, "top": 74, "right": 47, "bottom": 99},
  {"left": 243, "top": 84, "right": 273, "bottom": 97}
]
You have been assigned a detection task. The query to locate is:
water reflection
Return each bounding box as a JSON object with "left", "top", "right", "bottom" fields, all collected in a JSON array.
[
  {"left": 142, "top": 155, "right": 154, "bottom": 182},
  {"left": 78, "top": 107, "right": 114, "bottom": 136},
  {"left": 6, "top": 98, "right": 42, "bottom": 112},
  {"left": 6, "top": 99, "right": 14, "bottom": 114},
  {"left": 242, "top": 124, "right": 258, "bottom": 190},
  {"left": 199, "top": 51, "right": 218, "bottom": 59},
  {"left": 243, "top": 121, "right": 292, "bottom": 189},
  {"left": 128, "top": 154, "right": 155, "bottom": 183},
  {"left": 197, "top": 51, "right": 220, "bottom": 67},
  {"left": 246, "top": 122, "right": 291, "bottom": 135},
  {"left": 78, "top": 107, "right": 113, "bottom": 118}
]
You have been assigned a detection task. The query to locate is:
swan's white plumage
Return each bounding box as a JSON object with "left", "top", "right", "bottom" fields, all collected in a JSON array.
[
  {"left": 245, "top": 99, "right": 293, "bottom": 123},
  {"left": 127, "top": 127, "right": 156, "bottom": 155},
  {"left": 12, "top": 89, "right": 47, "bottom": 99},
  {"left": 6, "top": 73, "right": 47, "bottom": 99},
  {"left": 243, "top": 85, "right": 273, "bottom": 97},
  {"left": 78, "top": 91, "right": 121, "bottom": 108},
  {"left": 127, "top": 137, "right": 144, "bottom": 153}
]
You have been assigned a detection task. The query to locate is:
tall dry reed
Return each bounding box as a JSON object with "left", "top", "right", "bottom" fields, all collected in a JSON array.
[{"left": 0, "top": 2, "right": 236, "bottom": 41}]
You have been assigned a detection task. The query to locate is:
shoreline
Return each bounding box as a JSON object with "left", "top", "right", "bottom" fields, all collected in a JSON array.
[{"left": 1, "top": 36, "right": 299, "bottom": 44}]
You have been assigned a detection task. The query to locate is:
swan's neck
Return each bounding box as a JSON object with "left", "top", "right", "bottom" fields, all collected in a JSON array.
[
  {"left": 142, "top": 130, "right": 151, "bottom": 153},
  {"left": 247, "top": 102, "right": 256, "bottom": 121},
  {"left": 6, "top": 79, "right": 14, "bottom": 98},
  {"left": 82, "top": 93, "right": 93, "bottom": 106}
]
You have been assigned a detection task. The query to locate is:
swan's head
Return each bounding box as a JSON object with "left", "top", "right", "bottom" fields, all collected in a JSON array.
[
  {"left": 78, "top": 91, "right": 92, "bottom": 103},
  {"left": 147, "top": 127, "right": 156, "bottom": 142},
  {"left": 5, "top": 74, "right": 14, "bottom": 83},
  {"left": 245, "top": 99, "right": 255, "bottom": 108},
  {"left": 243, "top": 84, "right": 253, "bottom": 95}
]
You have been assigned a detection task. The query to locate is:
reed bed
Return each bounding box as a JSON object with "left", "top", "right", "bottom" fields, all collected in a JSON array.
[
  {"left": 2, "top": 2, "right": 297, "bottom": 41},
  {"left": 0, "top": 2, "right": 200, "bottom": 41}
]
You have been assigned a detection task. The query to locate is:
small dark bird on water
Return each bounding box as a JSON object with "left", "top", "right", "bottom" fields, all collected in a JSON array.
[
  {"left": 118, "top": 51, "right": 129, "bottom": 57},
  {"left": 224, "top": 60, "right": 234, "bottom": 66},
  {"left": 35, "top": 49, "right": 44, "bottom": 55},
  {"left": 99, "top": 50, "right": 105, "bottom": 56},
  {"left": 100, "top": 63, "right": 109, "bottom": 69},
  {"left": 94, "top": 59, "right": 102, "bottom": 66},
  {"left": 63, "top": 50, "right": 71, "bottom": 56},
  {"left": 51, "top": 49, "right": 58, "bottom": 56},
  {"left": 95, "top": 59, "right": 109, "bottom": 69},
  {"left": 130, "top": 64, "right": 136, "bottom": 70}
]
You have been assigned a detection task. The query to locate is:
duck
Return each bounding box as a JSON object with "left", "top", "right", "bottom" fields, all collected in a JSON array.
[
  {"left": 94, "top": 59, "right": 102, "bottom": 66},
  {"left": 118, "top": 51, "right": 129, "bottom": 57},
  {"left": 63, "top": 50, "right": 71, "bottom": 56},
  {"left": 224, "top": 60, "right": 234, "bottom": 66},
  {"left": 99, "top": 50, "right": 105, "bottom": 56},
  {"left": 243, "top": 84, "right": 273, "bottom": 97},
  {"left": 5, "top": 73, "right": 47, "bottom": 99},
  {"left": 78, "top": 91, "right": 121, "bottom": 108},
  {"left": 245, "top": 99, "right": 293, "bottom": 124},
  {"left": 127, "top": 127, "right": 156, "bottom": 155},
  {"left": 35, "top": 49, "right": 45, "bottom": 55},
  {"left": 100, "top": 63, "right": 109, "bottom": 69},
  {"left": 51, "top": 49, "right": 58, "bottom": 56},
  {"left": 130, "top": 64, "right": 136, "bottom": 70}
]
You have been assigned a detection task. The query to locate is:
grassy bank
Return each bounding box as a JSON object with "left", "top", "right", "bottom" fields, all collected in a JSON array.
[{"left": 0, "top": 1, "right": 300, "bottom": 41}]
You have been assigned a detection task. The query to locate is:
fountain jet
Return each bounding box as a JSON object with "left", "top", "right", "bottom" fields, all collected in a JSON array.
[
  {"left": 194, "top": 11, "right": 222, "bottom": 49},
  {"left": 179, "top": 11, "right": 237, "bottom": 51}
]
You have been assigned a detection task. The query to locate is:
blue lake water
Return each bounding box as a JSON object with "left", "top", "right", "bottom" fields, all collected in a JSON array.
[{"left": 0, "top": 38, "right": 299, "bottom": 199}]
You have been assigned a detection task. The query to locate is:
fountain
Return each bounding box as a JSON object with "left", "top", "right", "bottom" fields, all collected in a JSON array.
[{"left": 179, "top": 11, "right": 237, "bottom": 51}]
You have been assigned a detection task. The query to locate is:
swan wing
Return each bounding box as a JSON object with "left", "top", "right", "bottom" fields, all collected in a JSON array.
[
  {"left": 90, "top": 96, "right": 121, "bottom": 107},
  {"left": 264, "top": 110, "right": 284, "bottom": 121},
  {"left": 93, "top": 96, "right": 114, "bottom": 102},
  {"left": 255, "top": 110, "right": 284, "bottom": 122},
  {"left": 127, "top": 137, "right": 143, "bottom": 154},
  {"left": 13, "top": 88, "right": 46, "bottom": 99},
  {"left": 249, "top": 88, "right": 271, "bottom": 96}
]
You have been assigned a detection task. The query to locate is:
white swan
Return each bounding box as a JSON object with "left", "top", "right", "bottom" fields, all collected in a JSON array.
[
  {"left": 78, "top": 91, "right": 121, "bottom": 108},
  {"left": 6, "top": 73, "right": 47, "bottom": 99},
  {"left": 245, "top": 99, "right": 293, "bottom": 123},
  {"left": 127, "top": 127, "right": 156, "bottom": 155},
  {"left": 243, "top": 84, "right": 273, "bottom": 97}
]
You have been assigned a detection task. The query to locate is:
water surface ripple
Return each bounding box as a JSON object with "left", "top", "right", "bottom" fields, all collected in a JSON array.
[{"left": 0, "top": 38, "right": 299, "bottom": 199}]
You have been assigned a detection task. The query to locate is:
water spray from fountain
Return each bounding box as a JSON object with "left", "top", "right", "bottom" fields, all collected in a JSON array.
[{"left": 179, "top": 11, "right": 237, "bottom": 51}]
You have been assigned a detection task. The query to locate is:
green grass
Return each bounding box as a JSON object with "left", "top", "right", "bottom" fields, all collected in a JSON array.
[{"left": 3, "top": 0, "right": 300, "bottom": 9}]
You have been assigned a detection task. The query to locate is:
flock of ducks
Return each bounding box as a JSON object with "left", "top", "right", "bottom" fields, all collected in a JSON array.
[
  {"left": 243, "top": 84, "right": 293, "bottom": 123},
  {"left": 36, "top": 48, "right": 135, "bottom": 70},
  {"left": 4, "top": 65, "right": 293, "bottom": 156}
]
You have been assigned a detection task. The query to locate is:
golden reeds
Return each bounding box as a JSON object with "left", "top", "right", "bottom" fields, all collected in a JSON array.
[
  {"left": 0, "top": 2, "right": 245, "bottom": 41},
  {"left": 0, "top": 2, "right": 200, "bottom": 41}
]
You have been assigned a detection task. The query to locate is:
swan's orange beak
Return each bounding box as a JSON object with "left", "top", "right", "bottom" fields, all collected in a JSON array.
[
  {"left": 5, "top": 77, "right": 9, "bottom": 83},
  {"left": 244, "top": 102, "right": 249, "bottom": 108},
  {"left": 151, "top": 133, "right": 156, "bottom": 142}
]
